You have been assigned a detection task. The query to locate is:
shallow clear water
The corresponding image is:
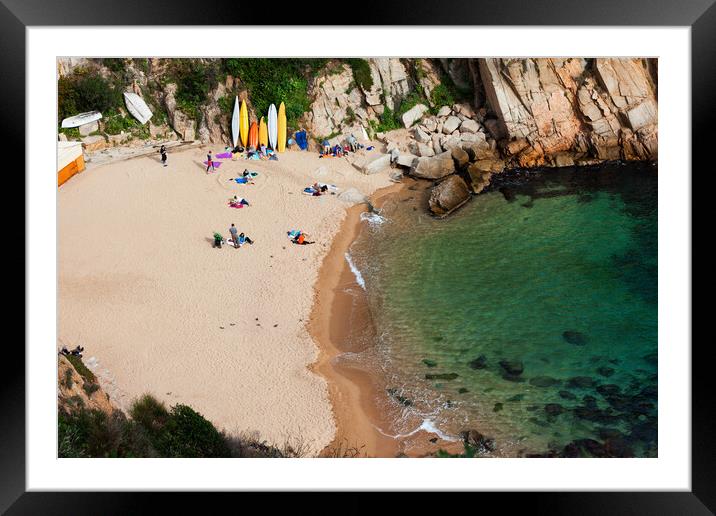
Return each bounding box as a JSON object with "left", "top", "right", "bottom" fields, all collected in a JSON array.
[{"left": 348, "top": 163, "right": 657, "bottom": 457}]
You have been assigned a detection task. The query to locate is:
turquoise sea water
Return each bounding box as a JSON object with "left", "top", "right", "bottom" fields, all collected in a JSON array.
[{"left": 348, "top": 163, "right": 657, "bottom": 457}]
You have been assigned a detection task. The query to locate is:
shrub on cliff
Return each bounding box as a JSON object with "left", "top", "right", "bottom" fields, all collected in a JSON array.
[
  {"left": 58, "top": 72, "right": 120, "bottom": 122},
  {"left": 346, "top": 58, "right": 373, "bottom": 91},
  {"left": 222, "top": 58, "right": 316, "bottom": 129}
]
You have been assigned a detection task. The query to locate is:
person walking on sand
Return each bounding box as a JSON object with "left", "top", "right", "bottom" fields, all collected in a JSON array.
[
  {"left": 229, "top": 223, "right": 239, "bottom": 248},
  {"left": 206, "top": 151, "right": 215, "bottom": 173}
]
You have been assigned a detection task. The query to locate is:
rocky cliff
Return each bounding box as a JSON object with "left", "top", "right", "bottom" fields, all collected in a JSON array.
[{"left": 58, "top": 57, "right": 657, "bottom": 215}]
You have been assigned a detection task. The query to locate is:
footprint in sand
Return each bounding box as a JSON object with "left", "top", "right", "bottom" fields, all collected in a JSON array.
[
  {"left": 274, "top": 324, "right": 278, "bottom": 327},
  {"left": 219, "top": 326, "right": 225, "bottom": 329},
  {"left": 230, "top": 323, "right": 235, "bottom": 326}
]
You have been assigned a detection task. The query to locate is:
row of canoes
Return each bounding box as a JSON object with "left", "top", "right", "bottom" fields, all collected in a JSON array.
[{"left": 231, "top": 98, "right": 286, "bottom": 152}]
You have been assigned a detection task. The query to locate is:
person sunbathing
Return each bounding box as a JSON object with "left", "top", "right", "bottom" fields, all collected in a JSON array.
[
  {"left": 230, "top": 195, "right": 249, "bottom": 207},
  {"left": 292, "top": 233, "right": 314, "bottom": 245}
]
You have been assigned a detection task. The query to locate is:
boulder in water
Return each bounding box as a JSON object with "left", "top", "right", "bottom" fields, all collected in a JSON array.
[
  {"left": 468, "top": 354, "right": 488, "bottom": 370},
  {"left": 493, "top": 402, "right": 503, "bottom": 412},
  {"left": 499, "top": 360, "right": 524, "bottom": 377},
  {"left": 544, "top": 403, "right": 565, "bottom": 416},
  {"left": 567, "top": 376, "right": 596, "bottom": 389},
  {"left": 425, "top": 373, "right": 459, "bottom": 381},
  {"left": 460, "top": 429, "right": 496, "bottom": 453},
  {"left": 529, "top": 376, "right": 561, "bottom": 388},
  {"left": 562, "top": 330, "right": 588, "bottom": 346},
  {"left": 422, "top": 359, "right": 438, "bottom": 368},
  {"left": 558, "top": 390, "right": 577, "bottom": 400},
  {"left": 428, "top": 175, "right": 470, "bottom": 217},
  {"left": 597, "top": 366, "right": 615, "bottom": 377}
]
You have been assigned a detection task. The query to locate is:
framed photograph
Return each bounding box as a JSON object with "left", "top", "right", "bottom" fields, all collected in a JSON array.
[{"left": 6, "top": 0, "right": 708, "bottom": 512}]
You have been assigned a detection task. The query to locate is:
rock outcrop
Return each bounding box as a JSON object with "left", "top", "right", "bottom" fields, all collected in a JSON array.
[
  {"left": 163, "top": 83, "right": 196, "bottom": 141},
  {"left": 477, "top": 58, "right": 657, "bottom": 165},
  {"left": 428, "top": 175, "right": 471, "bottom": 217},
  {"left": 410, "top": 151, "right": 455, "bottom": 180}
]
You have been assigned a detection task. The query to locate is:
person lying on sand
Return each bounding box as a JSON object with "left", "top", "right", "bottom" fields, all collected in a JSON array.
[
  {"left": 229, "top": 195, "right": 249, "bottom": 207},
  {"left": 293, "top": 234, "right": 314, "bottom": 245}
]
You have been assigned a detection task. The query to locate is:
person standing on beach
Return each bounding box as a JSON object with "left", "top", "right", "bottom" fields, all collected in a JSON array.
[
  {"left": 229, "top": 223, "right": 239, "bottom": 248},
  {"left": 160, "top": 145, "right": 167, "bottom": 167},
  {"left": 206, "top": 151, "right": 215, "bottom": 173}
]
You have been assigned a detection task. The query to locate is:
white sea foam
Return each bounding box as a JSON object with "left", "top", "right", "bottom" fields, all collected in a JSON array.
[
  {"left": 374, "top": 418, "right": 459, "bottom": 442},
  {"left": 360, "top": 211, "right": 387, "bottom": 225},
  {"left": 344, "top": 252, "right": 366, "bottom": 290}
]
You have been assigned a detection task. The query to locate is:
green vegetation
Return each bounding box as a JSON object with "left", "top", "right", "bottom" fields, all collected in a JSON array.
[
  {"left": 346, "top": 58, "right": 373, "bottom": 91},
  {"left": 430, "top": 83, "right": 456, "bottom": 112},
  {"left": 436, "top": 443, "right": 480, "bottom": 458},
  {"left": 102, "top": 58, "right": 127, "bottom": 73},
  {"left": 222, "top": 58, "right": 316, "bottom": 130},
  {"left": 166, "top": 59, "right": 223, "bottom": 120},
  {"left": 58, "top": 72, "right": 122, "bottom": 122},
  {"left": 65, "top": 354, "right": 96, "bottom": 383}
]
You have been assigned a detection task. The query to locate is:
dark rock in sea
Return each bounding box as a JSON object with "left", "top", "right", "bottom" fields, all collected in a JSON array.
[
  {"left": 597, "top": 427, "right": 624, "bottom": 440},
  {"left": 425, "top": 373, "right": 459, "bottom": 381},
  {"left": 545, "top": 403, "right": 565, "bottom": 416},
  {"left": 386, "top": 388, "right": 412, "bottom": 406},
  {"left": 493, "top": 402, "right": 504, "bottom": 412},
  {"left": 640, "top": 385, "right": 658, "bottom": 398},
  {"left": 572, "top": 438, "right": 608, "bottom": 458},
  {"left": 608, "top": 358, "right": 621, "bottom": 365},
  {"left": 567, "top": 376, "right": 596, "bottom": 389},
  {"left": 507, "top": 393, "right": 525, "bottom": 402},
  {"left": 582, "top": 395, "right": 598, "bottom": 410},
  {"left": 597, "top": 366, "right": 615, "bottom": 377},
  {"left": 562, "top": 443, "right": 581, "bottom": 458},
  {"left": 643, "top": 352, "right": 658, "bottom": 365},
  {"left": 499, "top": 186, "right": 516, "bottom": 202},
  {"left": 521, "top": 198, "right": 534, "bottom": 208},
  {"left": 529, "top": 417, "right": 550, "bottom": 428},
  {"left": 559, "top": 390, "right": 577, "bottom": 400},
  {"left": 461, "top": 429, "right": 496, "bottom": 453},
  {"left": 422, "top": 359, "right": 438, "bottom": 368},
  {"left": 629, "top": 420, "right": 658, "bottom": 444},
  {"left": 596, "top": 384, "right": 621, "bottom": 397},
  {"left": 468, "top": 354, "right": 488, "bottom": 370},
  {"left": 604, "top": 437, "right": 633, "bottom": 458},
  {"left": 445, "top": 400, "right": 454, "bottom": 408},
  {"left": 499, "top": 359, "right": 524, "bottom": 377},
  {"left": 562, "top": 330, "right": 588, "bottom": 346},
  {"left": 529, "top": 376, "right": 561, "bottom": 388},
  {"left": 458, "top": 388, "right": 469, "bottom": 394},
  {"left": 429, "top": 437, "right": 438, "bottom": 443},
  {"left": 432, "top": 336, "right": 444, "bottom": 342}
]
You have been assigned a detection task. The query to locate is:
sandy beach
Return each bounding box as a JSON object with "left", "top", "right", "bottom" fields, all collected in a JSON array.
[{"left": 58, "top": 144, "right": 392, "bottom": 456}]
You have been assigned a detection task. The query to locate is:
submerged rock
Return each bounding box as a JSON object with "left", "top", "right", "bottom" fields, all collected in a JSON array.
[
  {"left": 529, "top": 376, "right": 561, "bottom": 388},
  {"left": 597, "top": 366, "right": 615, "bottom": 377},
  {"left": 461, "top": 429, "right": 496, "bottom": 453},
  {"left": 493, "top": 402, "right": 504, "bottom": 412},
  {"left": 468, "top": 354, "right": 488, "bottom": 370},
  {"left": 558, "top": 390, "right": 577, "bottom": 400},
  {"left": 422, "top": 359, "right": 438, "bottom": 368},
  {"left": 507, "top": 393, "right": 525, "bottom": 402},
  {"left": 425, "top": 373, "right": 459, "bottom": 381},
  {"left": 499, "top": 360, "right": 524, "bottom": 377},
  {"left": 544, "top": 403, "right": 565, "bottom": 416},
  {"left": 562, "top": 330, "right": 588, "bottom": 346},
  {"left": 567, "top": 376, "right": 596, "bottom": 389}
]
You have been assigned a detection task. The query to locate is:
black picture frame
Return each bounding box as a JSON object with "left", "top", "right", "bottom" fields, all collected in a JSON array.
[{"left": 4, "top": 0, "right": 708, "bottom": 512}]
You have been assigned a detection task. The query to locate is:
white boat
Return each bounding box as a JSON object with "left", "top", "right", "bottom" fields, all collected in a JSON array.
[
  {"left": 123, "top": 92, "right": 153, "bottom": 125},
  {"left": 268, "top": 104, "right": 278, "bottom": 150},
  {"left": 61, "top": 111, "right": 102, "bottom": 128},
  {"left": 231, "top": 96, "right": 240, "bottom": 148}
]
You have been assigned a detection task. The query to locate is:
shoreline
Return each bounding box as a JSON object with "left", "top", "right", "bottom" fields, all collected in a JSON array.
[
  {"left": 308, "top": 183, "right": 404, "bottom": 458},
  {"left": 309, "top": 179, "right": 466, "bottom": 458}
]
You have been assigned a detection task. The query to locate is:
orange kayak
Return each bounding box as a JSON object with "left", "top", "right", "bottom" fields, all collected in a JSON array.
[{"left": 248, "top": 121, "right": 258, "bottom": 149}]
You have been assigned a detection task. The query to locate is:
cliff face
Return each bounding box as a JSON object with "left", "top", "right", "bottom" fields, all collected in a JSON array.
[
  {"left": 57, "top": 57, "right": 657, "bottom": 167},
  {"left": 475, "top": 58, "right": 657, "bottom": 166}
]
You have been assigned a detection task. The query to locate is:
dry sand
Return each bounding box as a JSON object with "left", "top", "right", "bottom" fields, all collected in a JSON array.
[{"left": 58, "top": 144, "right": 392, "bottom": 456}]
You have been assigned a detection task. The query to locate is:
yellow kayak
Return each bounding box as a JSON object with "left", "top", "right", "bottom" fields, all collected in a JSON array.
[
  {"left": 239, "top": 99, "right": 248, "bottom": 147},
  {"left": 259, "top": 116, "right": 268, "bottom": 148},
  {"left": 277, "top": 102, "right": 287, "bottom": 152}
]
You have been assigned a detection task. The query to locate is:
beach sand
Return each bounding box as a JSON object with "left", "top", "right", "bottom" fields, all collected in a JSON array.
[{"left": 58, "top": 144, "right": 392, "bottom": 456}]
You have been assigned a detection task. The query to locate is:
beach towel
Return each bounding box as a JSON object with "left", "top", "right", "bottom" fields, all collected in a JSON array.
[
  {"left": 366, "top": 146, "right": 375, "bottom": 151},
  {"left": 233, "top": 177, "right": 249, "bottom": 184},
  {"left": 295, "top": 131, "right": 308, "bottom": 150},
  {"left": 269, "top": 155, "right": 278, "bottom": 161},
  {"left": 229, "top": 202, "right": 246, "bottom": 208},
  {"left": 215, "top": 152, "right": 232, "bottom": 159},
  {"left": 203, "top": 161, "right": 222, "bottom": 168},
  {"left": 287, "top": 230, "right": 301, "bottom": 239}
]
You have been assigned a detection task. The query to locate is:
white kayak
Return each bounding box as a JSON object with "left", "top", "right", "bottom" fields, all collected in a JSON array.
[
  {"left": 231, "top": 96, "right": 240, "bottom": 148},
  {"left": 123, "top": 92, "right": 153, "bottom": 125},
  {"left": 61, "top": 111, "right": 102, "bottom": 128},
  {"left": 267, "top": 104, "right": 277, "bottom": 150}
]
